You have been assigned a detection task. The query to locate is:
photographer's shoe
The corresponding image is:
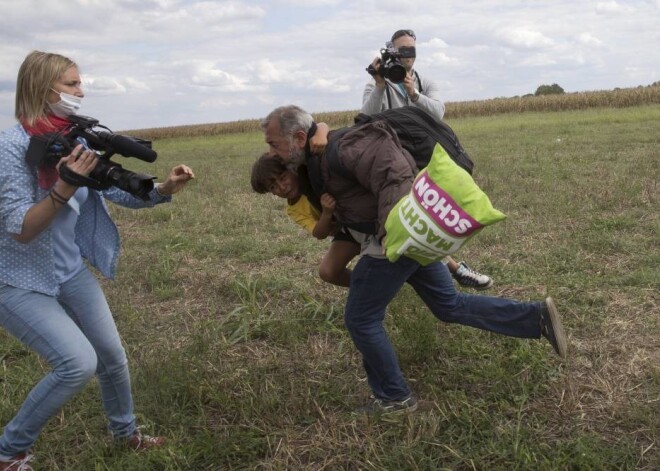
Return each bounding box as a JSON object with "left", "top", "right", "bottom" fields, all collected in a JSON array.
[
  {"left": 0, "top": 452, "right": 34, "bottom": 471},
  {"left": 540, "top": 297, "right": 568, "bottom": 358},
  {"left": 355, "top": 394, "right": 418, "bottom": 415},
  {"left": 452, "top": 262, "right": 493, "bottom": 290}
]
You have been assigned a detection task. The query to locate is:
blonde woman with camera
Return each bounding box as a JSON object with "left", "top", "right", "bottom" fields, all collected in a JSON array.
[{"left": 0, "top": 50, "right": 193, "bottom": 470}]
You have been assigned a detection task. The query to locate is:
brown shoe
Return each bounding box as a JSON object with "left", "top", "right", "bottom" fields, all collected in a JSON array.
[
  {"left": 540, "top": 297, "right": 568, "bottom": 358},
  {"left": 126, "top": 430, "right": 166, "bottom": 451},
  {"left": 0, "top": 452, "right": 34, "bottom": 471}
]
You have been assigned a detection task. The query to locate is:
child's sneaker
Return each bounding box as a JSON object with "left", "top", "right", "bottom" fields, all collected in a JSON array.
[
  {"left": 452, "top": 261, "right": 493, "bottom": 290},
  {"left": 356, "top": 394, "right": 418, "bottom": 415},
  {"left": 0, "top": 452, "right": 33, "bottom": 471}
]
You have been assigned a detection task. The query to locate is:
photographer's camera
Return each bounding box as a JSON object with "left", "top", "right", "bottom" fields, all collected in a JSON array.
[{"left": 366, "top": 42, "right": 415, "bottom": 84}]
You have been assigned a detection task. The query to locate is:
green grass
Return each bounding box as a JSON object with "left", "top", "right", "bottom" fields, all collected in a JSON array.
[{"left": 1, "top": 105, "right": 658, "bottom": 470}]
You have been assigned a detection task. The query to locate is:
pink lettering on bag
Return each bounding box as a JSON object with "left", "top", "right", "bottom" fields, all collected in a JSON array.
[{"left": 412, "top": 171, "right": 483, "bottom": 236}]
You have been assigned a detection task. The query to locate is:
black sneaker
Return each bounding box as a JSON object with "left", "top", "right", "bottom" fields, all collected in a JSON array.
[
  {"left": 356, "top": 394, "right": 419, "bottom": 415},
  {"left": 540, "top": 297, "right": 568, "bottom": 358},
  {"left": 452, "top": 261, "right": 493, "bottom": 290}
]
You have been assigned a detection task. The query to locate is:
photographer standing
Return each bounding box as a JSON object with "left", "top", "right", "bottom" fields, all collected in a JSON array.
[
  {"left": 361, "top": 29, "right": 492, "bottom": 290},
  {"left": 362, "top": 29, "right": 445, "bottom": 123},
  {"left": 0, "top": 50, "right": 194, "bottom": 470}
]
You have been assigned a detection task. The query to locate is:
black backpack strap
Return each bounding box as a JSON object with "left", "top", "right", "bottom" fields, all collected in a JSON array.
[
  {"left": 297, "top": 167, "right": 321, "bottom": 212},
  {"left": 304, "top": 122, "right": 326, "bottom": 199},
  {"left": 324, "top": 127, "right": 356, "bottom": 182},
  {"left": 303, "top": 125, "right": 358, "bottom": 209},
  {"left": 302, "top": 159, "right": 324, "bottom": 206}
]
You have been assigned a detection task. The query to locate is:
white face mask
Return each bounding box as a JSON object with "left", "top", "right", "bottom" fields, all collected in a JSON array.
[{"left": 48, "top": 89, "right": 82, "bottom": 118}]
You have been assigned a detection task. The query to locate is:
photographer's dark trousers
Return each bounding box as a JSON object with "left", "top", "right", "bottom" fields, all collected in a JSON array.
[{"left": 344, "top": 256, "right": 544, "bottom": 402}]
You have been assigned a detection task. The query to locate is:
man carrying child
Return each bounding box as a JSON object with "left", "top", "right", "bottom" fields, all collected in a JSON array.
[{"left": 252, "top": 104, "right": 568, "bottom": 415}]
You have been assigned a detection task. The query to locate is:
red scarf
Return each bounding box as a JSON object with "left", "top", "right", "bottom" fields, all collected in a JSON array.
[{"left": 20, "top": 115, "right": 72, "bottom": 189}]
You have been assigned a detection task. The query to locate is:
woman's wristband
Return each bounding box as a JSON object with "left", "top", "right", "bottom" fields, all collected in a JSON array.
[
  {"left": 49, "top": 192, "right": 67, "bottom": 208},
  {"left": 50, "top": 188, "right": 70, "bottom": 204},
  {"left": 49, "top": 188, "right": 70, "bottom": 208}
]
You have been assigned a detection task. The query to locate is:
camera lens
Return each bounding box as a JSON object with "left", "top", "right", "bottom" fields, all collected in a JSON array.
[{"left": 386, "top": 64, "right": 407, "bottom": 84}]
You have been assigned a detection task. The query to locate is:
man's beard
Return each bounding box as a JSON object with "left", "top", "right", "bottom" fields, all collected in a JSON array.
[{"left": 288, "top": 144, "right": 305, "bottom": 167}]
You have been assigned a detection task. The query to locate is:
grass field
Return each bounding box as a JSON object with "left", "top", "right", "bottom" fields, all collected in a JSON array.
[{"left": 1, "top": 104, "right": 658, "bottom": 469}]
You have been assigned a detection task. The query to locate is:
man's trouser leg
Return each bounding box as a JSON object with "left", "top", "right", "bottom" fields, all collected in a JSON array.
[
  {"left": 344, "top": 255, "right": 417, "bottom": 401},
  {"left": 407, "top": 261, "right": 543, "bottom": 338}
]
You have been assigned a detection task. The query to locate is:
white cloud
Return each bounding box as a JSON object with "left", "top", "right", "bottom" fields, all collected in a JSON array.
[
  {"left": 420, "top": 38, "right": 449, "bottom": 49},
  {"left": 84, "top": 76, "right": 127, "bottom": 95},
  {"left": 191, "top": 63, "right": 250, "bottom": 91},
  {"left": 577, "top": 33, "right": 603, "bottom": 47},
  {"left": 149, "top": 1, "right": 266, "bottom": 32},
  {"left": 596, "top": 1, "right": 633, "bottom": 13},
  {"left": 520, "top": 53, "right": 558, "bottom": 67},
  {"left": 0, "top": 0, "right": 658, "bottom": 130},
  {"left": 417, "top": 52, "right": 459, "bottom": 67},
  {"left": 496, "top": 27, "right": 554, "bottom": 49},
  {"left": 82, "top": 76, "right": 152, "bottom": 96},
  {"left": 123, "top": 78, "right": 152, "bottom": 92},
  {"left": 308, "top": 78, "right": 350, "bottom": 93},
  {"left": 275, "top": 0, "right": 341, "bottom": 5},
  {"left": 198, "top": 96, "right": 250, "bottom": 109},
  {"left": 250, "top": 60, "right": 300, "bottom": 84}
]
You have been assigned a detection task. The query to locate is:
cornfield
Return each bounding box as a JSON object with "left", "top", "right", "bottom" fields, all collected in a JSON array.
[{"left": 125, "top": 85, "right": 660, "bottom": 140}]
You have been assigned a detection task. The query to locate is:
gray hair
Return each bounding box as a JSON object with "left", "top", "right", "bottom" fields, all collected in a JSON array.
[{"left": 260, "top": 105, "right": 314, "bottom": 137}]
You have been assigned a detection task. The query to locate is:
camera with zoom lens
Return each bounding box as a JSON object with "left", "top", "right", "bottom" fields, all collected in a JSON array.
[
  {"left": 366, "top": 42, "right": 414, "bottom": 84},
  {"left": 26, "top": 115, "right": 158, "bottom": 200}
]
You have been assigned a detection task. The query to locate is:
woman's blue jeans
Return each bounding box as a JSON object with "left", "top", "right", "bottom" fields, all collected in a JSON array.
[
  {"left": 344, "top": 256, "right": 544, "bottom": 402},
  {"left": 0, "top": 267, "right": 136, "bottom": 458}
]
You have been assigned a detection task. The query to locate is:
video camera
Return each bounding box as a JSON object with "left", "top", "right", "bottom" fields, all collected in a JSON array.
[
  {"left": 366, "top": 42, "right": 415, "bottom": 84},
  {"left": 26, "top": 115, "right": 158, "bottom": 200}
]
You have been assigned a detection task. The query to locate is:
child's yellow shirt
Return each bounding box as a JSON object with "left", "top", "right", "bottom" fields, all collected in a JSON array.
[{"left": 285, "top": 195, "right": 320, "bottom": 235}]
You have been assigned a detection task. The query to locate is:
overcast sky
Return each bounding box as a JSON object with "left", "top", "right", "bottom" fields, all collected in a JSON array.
[{"left": 1, "top": 0, "right": 658, "bottom": 131}]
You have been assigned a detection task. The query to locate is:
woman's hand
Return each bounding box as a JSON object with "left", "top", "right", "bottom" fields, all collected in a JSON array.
[
  {"left": 55, "top": 144, "right": 99, "bottom": 195},
  {"left": 13, "top": 144, "right": 97, "bottom": 244},
  {"left": 156, "top": 164, "right": 195, "bottom": 196},
  {"left": 60, "top": 144, "right": 98, "bottom": 174}
]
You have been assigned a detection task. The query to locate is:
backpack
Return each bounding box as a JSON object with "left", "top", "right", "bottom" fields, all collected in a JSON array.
[
  {"left": 324, "top": 106, "right": 474, "bottom": 185},
  {"left": 304, "top": 106, "right": 476, "bottom": 234}
]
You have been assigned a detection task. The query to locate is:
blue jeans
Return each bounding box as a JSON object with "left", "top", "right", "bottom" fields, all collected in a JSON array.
[
  {"left": 344, "top": 256, "right": 543, "bottom": 402},
  {"left": 0, "top": 267, "right": 136, "bottom": 458}
]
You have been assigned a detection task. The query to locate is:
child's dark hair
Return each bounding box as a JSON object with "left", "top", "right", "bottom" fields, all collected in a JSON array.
[{"left": 250, "top": 153, "right": 288, "bottom": 193}]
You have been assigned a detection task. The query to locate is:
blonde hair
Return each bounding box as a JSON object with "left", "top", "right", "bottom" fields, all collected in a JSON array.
[{"left": 15, "top": 50, "right": 78, "bottom": 126}]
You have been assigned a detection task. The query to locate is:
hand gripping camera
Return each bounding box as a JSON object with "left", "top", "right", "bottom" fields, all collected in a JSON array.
[
  {"left": 366, "top": 42, "right": 415, "bottom": 84},
  {"left": 26, "top": 115, "right": 158, "bottom": 200}
]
